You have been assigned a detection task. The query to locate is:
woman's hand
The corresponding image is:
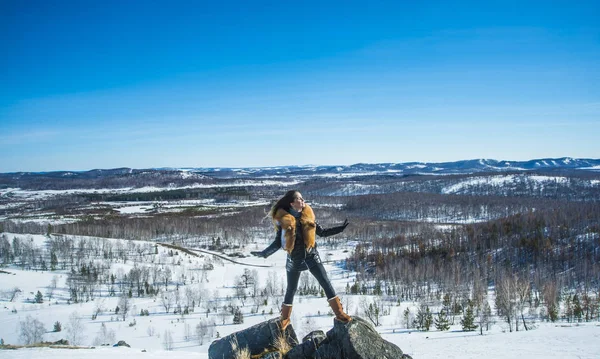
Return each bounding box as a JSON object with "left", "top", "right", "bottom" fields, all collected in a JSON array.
[{"left": 341, "top": 219, "right": 349, "bottom": 230}]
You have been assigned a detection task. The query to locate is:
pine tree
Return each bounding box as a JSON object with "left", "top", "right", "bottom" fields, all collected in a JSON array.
[
  {"left": 442, "top": 293, "right": 452, "bottom": 313},
  {"left": 435, "top": 310, "right": 450, "bottom": 331},
  {"left": 413, "top": 304, "right": 432, "bottom": 331},
  {"left": 374, "top": 280, "right": 382, "bottom": 296},
  {"left": 232, "top": 307, "right": 244, "bottom": 324},
  {"left": 34, "top": 290, "right": 43, "bottom": 304},
  {"left": 50, "top": 252, "right": 58, "bottom": 271},
  {"left": 424, "top": 307, "right": 433, "bottom": 331},
  {"left": 564, "top": 295, "right": 573, "bottom": 322},
  {"left": 573, "top": 294, "right": 583, "bottom": 322},
  {"left": 461, "top": 304, "right": 478, "bottom": 332}
]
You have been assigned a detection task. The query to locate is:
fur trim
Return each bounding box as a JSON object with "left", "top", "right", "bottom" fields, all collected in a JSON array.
[{"left": 273, "top": 204, "right": 316, "bottom": 254}]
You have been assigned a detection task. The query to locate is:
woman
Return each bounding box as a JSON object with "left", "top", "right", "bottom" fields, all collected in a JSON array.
[{"left": 251, "top": 190, "right": 352, "bottom": 330}]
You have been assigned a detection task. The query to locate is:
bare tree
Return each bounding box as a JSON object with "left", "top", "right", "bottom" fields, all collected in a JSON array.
[
  {"left": 360, "top": 297, "right": 383, "bottom": 326},
  {"left": 265, "top": 271, "right": 279, "bottom": 297},
  {"left": 251, "top": 293, "right": 264, "bottom": 314},
  {"left": 9, "top": 287, "right": 21, "bottom": 302},
  {"left": 185, "top": 286, "right": 196, "bottom": 310},
  {"left": 94, "top": 298, "right": 107, "bottom": 319},
  {"left": 234, "top": 276, "right": 246, "bottom": 303},
  {"left": 163, "top": 329, "right": 174, "bottom": 350},
  {"left": 515, "top": 275, "right": 531, "bottom": 331},
  {"left": 19, "top": 316, "right": 46, "bottom": 344},
  {"left": 118, "top": 294, "right": 130, "bottom": 320},
  {"left": 147, "top": 326, "right": 156, "bottom": 337},
  {"left": 66, "top": 311, "right": 86, "bottom": 345},
  {"left": 161, "top": 290, "right": 174, "bottom": 313},
  {"left": 542, "top": 280, "right": 559, "bottom": 322},
  {"left": 161, "top": 267, "right": 172, "bottom": 289},
  {"left": 184, "top": 323, "right": 192, "bottom": 342},
  {"left": 402, "top": 307, "right": 413, "bottom": 329},
  {"left": 495, "top": 274, "right": 516, "bottom": 332},
  {"left": 93, "top": 322, "right": 115, "bottom": 345},
  {"left": 46, "top": 275, "right": 58, "bottom": 302},
  {"left": 476, "top": 301, "right": 493, "bottom": 335},
  {"left": 196, "top": 320, "right": 209, "bottom": 345},
  {"left": 219, "top": 305, "right": 229, "bottom": 325}
]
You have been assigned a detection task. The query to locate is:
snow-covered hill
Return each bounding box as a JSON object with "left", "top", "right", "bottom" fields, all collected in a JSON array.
[{"left": 2, "top": 157, "right": 599, "bottom": 190}]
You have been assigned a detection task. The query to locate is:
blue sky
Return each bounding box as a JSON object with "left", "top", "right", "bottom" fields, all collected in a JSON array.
[{"left": 1, "top": 1, "right": 599, "bottom": 172}]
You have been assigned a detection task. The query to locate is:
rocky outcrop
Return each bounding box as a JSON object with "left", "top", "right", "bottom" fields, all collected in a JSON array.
[
  {"left": 208, "top": 318, "right": 298, "bottom": 359},
  {"left": 208, "top": 316, "right": 412, "bottom": 359}
]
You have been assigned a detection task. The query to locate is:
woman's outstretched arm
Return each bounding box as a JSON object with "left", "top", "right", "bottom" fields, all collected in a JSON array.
[
  {"left": 316, "top": 219, "right": 349, "bottom": 237},
  {"left": 251, "top": 227, "right": 282, "bottom": 258}
]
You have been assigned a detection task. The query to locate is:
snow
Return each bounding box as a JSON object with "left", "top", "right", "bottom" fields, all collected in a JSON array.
[
  {"left": 434, "top": 224, "right": 458, "bottom": 231},
  {"left": 5, "top": 217, "right": 81, "bottom": 225},
  {"left": 528, "top": 175, "right": 568, "bottom": 184},
  {"left": 312, "top": 171, "right": 383, "bottom": 178},
  {"left": 1, "top": 233, "right": 599, "bottom": 359},
  {"left": 3, "top": 180, "right": 301, "bottom": 201},
  {"left": 114, "top": 205, "right": 154, "bottom": 214},
  {"left": 441, "top": 174, "right": 578, "bottom": 194},
  {"left": 330, "top": 183, "right": 382, "bottom": 196},
  {"left": 1, "top": 323, "right": 598, "bottom": 359},
  {"left": 384, "top": 323, "right": 600, "bottom": 359},
  {"left": 442, "top": 175, "right": 517, "bottom": 194}
]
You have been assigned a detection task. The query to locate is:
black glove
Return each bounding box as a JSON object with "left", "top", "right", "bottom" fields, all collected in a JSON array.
[{"left": 251, "top": 251, "right": 266, "bottom": 258}]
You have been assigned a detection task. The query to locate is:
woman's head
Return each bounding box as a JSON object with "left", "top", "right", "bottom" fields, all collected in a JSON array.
[{"left": 270, "top": 190, "right": 305, "bottom": 218}]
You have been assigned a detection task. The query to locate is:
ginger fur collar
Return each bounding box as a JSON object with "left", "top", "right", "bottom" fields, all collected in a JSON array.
[{"left": 273, "top": 204, "right": 316, "bottom": 254}]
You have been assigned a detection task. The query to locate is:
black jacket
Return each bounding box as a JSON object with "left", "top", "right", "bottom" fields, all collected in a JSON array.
[{"left": 261, "top": 220, "right": 347, "bottom": 272}]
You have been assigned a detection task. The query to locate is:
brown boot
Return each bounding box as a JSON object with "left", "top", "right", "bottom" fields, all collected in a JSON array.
[
  {"left": 328, "top": 296, "right": 352, "bottom": 323},
  {"left": 279, "top": 303, "right": 293, "bottom": 331}
]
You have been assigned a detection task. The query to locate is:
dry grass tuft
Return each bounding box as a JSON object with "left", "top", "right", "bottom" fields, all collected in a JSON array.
[
  {"left": 273, "top": 332, "right": 293, "bottom": 355},
  {"left": 234, "top": 346, "right": 252, "bottom": 359},
  {"left": 228, "top": 331, "right": 293, "bottom": 358},
  {"left": 230, "top": 336, "right": 252, "bottom": 359}
]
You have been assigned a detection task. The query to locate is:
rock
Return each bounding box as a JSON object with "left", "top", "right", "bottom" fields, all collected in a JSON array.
[
  {"left": 314, "top": 316, "right": 407, "bottom": 359},
  {"left": 209, "top": 316, "right": 410, "bottom": 359},
  {"left": 113, "top": 340, "right": 131, "bottom": 347},
  {"left": 286, "top": 330, "right": 327, "bottom": 359},
  {"left": 52, "top": 339, "right": 69, "bottom": 345},
  {"left": 208, "top": 318, "right": 298, "bottom": 359},
  {"left": 260, "top": 352, "right": 282, "bottom": 359}
]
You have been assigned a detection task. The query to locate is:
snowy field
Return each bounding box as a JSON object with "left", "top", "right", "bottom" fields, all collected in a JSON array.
[
  {"left": 1, "top": 323, "right": 598, "bottom": 359},
  {"left": 1, "top": 233, "right": 599, "bottom": 359}
]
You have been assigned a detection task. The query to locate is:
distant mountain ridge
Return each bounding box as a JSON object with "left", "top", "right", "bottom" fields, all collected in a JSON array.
[{"left": 2, "top": 157, "right": 600, "bottom": 180}]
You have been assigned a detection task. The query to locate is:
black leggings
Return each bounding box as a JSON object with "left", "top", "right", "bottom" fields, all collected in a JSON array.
[{"left": 283, "top": 263, "right": 336, "bottom": 305}]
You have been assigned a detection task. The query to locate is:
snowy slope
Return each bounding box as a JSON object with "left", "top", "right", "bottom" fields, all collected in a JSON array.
[{"left": 0, "top": 233, "right": 599, "bottom": 358}]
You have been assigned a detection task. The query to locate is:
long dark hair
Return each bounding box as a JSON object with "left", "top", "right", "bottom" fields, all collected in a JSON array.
[{"left": 269, "top": 190, "right": 299, "bottom": 220}]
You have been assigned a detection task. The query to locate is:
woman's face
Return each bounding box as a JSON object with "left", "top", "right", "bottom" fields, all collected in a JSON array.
[{"left": 290, "top": 192, "right": 305, "bottom": 212}]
